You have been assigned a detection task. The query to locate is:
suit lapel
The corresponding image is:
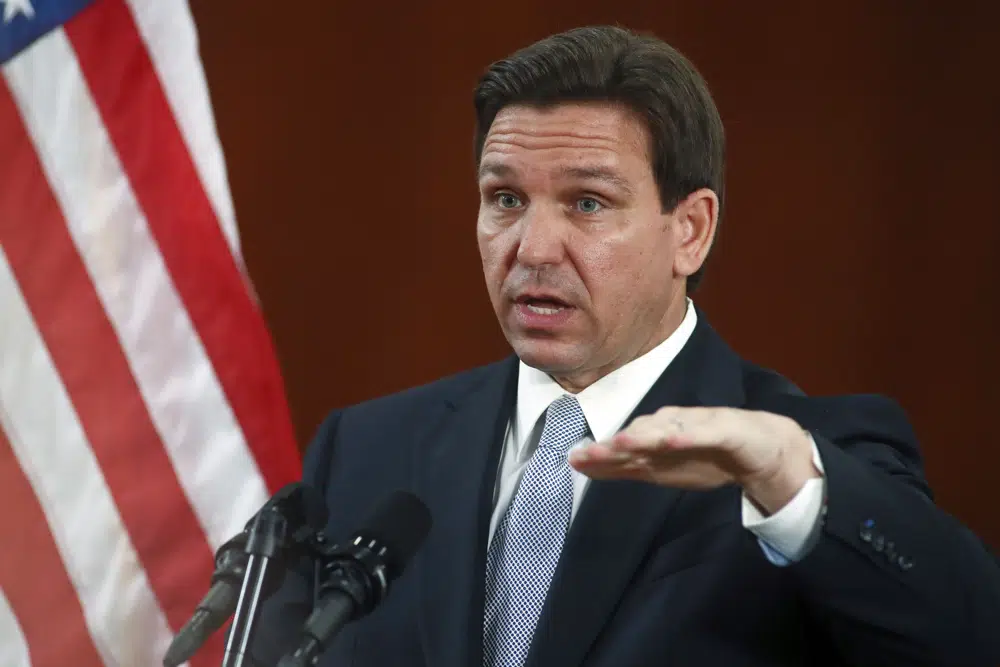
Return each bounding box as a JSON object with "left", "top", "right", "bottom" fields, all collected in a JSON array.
[
  {"left": 527, "top": 315, "right": 747, "bottom": 667},
  {"left": 415, "top": 357, "right": 518, "bottom": 667}
]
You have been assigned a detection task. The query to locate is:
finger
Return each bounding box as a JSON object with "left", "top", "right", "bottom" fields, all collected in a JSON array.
[
  {"left": 613, "top": 407, "right": 735, "bottom": 453},
  {"left": 607, "top": 421, "right": 676, "bottom": 451},
  {"left": 576, "top": 465, "right": 652, "bottom": 482},
  {"left": 568, "top": 442, "right": 632, "bottom": 465},
  {"left": 568, "top": 449, "right": 654, "bottom": 481},
  {"left": 568, "top": 442, "right": 653, "bottom": 471},
  {"left": 610, "top": 430, "right": 694, "bottom": 453}
]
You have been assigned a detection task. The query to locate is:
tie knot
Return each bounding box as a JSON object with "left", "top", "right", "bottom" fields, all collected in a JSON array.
[{"left": 537, "top": 395, "right": 589, "bottom": 455}]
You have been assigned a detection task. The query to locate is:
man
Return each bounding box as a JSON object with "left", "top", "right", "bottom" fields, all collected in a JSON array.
[{"left": 249, "top": 25, "right": 1000, "bottom": 666}]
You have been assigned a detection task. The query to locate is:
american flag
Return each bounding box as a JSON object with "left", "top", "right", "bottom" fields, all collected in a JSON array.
[{"left": 0, "top": 1, "right": 303, "bottom": 666}]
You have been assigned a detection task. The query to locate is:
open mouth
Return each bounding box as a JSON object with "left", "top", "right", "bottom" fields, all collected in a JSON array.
[
  {"left": 516, "top": 296, "right": 572, "bottom": 315},
  {"left": 525, "top": 301, "right": 565, "bottom": 315}
]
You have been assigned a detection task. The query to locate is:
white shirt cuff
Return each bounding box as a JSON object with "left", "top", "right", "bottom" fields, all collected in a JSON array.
[{"left": 742, "top": 434, "right": 826, "bottom": 564}]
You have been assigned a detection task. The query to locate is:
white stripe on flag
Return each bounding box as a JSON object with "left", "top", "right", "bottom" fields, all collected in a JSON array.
[
  {"left": 2, "top": 28, "right": 269, "bottom": 550},
  {"left": 0, "top": 247, "right": 171, "bottom": 667},
  {"left": 0, "top": 590, "right": 31, "bottom": 667},
  {"left": 122, "top": 0, "right": 242, "bottom": 263}
]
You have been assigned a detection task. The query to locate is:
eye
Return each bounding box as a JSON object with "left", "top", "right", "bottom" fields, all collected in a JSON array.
[
  {"left": 576, "top": 197, "right": 603, "bottom": 214},
  {"left": 495, "top": 192, "right": 523, "bottom": 209}
]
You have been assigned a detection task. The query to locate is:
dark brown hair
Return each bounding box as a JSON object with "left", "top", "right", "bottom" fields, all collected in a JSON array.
[{"left": 473, "top": 25, "right": 725, "bottom": 292}]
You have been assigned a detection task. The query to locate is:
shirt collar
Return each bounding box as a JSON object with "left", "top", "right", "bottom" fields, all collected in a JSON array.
[{"left": 513, "top": 298, "right": 698, "bottom": 455}]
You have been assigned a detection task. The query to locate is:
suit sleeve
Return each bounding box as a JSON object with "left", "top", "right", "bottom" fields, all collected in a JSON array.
[
  {"left": 786, "top": 398, "right": 1000, "bottom": 667},
  {"left": 244, "top": 409, "right": 344, "bottom": 667}
]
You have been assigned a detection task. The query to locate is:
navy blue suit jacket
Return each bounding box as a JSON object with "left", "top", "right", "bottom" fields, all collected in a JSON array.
[{"left": 248, "top": 313, "right": 1000, "bottom": 666}]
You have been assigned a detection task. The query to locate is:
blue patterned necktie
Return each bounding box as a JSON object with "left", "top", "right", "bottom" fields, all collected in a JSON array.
[{"left": 483, "top": 394, "right": 590, "bottom": 667}]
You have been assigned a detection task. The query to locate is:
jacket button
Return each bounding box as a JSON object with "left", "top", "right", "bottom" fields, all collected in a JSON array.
[
  {"left": 898, "top": 556, "right": 914, "bottom": 571},
  {"left": 859, "top": 519, "right": 875, "bottom": 542},
  {"left": 873, "top": 534, "right": 885, "bottom": 552}
]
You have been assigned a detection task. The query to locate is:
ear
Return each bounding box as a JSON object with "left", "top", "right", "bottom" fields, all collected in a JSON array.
[{"left": 671, "top": 188, "right": 719, "bottom": 279}]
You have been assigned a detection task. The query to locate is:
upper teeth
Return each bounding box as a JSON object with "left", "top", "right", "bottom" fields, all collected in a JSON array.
[{"left": 527, "top": 303, "right": 563, "bottom": 315}]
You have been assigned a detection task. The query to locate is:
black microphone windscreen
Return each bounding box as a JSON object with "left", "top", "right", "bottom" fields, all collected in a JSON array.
[
  {"left": 295, "top": 484, "right": 330, "bottom": 532},
  {"left": 356, "top": 491, "right": 431, "bottom": 577},
  {"left": 262, "top": 482, "right": 329, "bottom": 534}
]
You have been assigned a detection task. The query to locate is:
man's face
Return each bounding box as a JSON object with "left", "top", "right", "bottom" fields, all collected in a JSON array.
[{"left": 477, "top": 102, "right": 701, "bottom": 391}]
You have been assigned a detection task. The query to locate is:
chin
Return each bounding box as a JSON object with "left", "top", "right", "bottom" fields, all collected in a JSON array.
[{"left": 510, "top": 338, "right": 586, "bottom": 375}]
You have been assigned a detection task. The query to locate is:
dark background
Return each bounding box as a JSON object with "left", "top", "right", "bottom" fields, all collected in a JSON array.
[{"left": 190, "top": 1, "right": 999, "bottom": 548}]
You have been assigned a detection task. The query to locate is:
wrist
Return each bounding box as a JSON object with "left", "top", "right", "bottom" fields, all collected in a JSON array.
[{"left": 742, "top": 427, "right": 820, "bottom": 515}]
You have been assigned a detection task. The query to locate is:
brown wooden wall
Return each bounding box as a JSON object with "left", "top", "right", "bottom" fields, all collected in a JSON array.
[{"left": 189, "top": 1, "right": 1000, "bottom": 549}]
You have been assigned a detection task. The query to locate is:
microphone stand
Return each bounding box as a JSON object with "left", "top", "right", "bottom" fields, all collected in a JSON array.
[{"left": 222, "top": 507, "right": 288, "bottom": 667}]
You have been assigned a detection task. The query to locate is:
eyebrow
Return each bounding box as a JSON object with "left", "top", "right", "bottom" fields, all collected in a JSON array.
[
  {"left": 557, "top": 166, "right": 635, "bottom": 197},
  {"left": 477, "top": 162, "right": 514, "bottom": 180},
  {"left": 477, "top": 163, "right": 634, "bottom": 196}
]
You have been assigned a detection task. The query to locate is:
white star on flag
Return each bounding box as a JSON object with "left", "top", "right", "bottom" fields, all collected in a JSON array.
[{"left": 2, "top": 0, "right": 35, "bottom": 24}]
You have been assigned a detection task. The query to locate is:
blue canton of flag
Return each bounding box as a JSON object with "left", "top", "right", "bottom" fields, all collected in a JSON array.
[{"left": 0, "top": 0, "right": 95, "bottom": 65}]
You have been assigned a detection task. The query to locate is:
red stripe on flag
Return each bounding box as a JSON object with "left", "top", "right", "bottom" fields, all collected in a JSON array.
[
  {"left": 0, "top": 427, "right": 106, "bottom": 667},
  {"left": 65, "top": 0, "right": 302, "bottom": 493},
  {"left": 0, "top": 80, "right": 221, "bottom": 667}
]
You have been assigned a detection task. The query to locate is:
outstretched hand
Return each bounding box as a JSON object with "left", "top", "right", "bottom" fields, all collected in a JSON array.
[{"left": 567, "top": 406, "right": 821, "bottom": 514}]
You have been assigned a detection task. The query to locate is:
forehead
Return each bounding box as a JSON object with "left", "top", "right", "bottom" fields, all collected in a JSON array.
[{"left": 478, "top": 103, "right": 652, "bottom": 179}]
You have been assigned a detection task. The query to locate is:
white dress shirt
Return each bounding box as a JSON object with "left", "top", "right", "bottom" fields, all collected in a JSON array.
[{"left": 488, "top": 298, "right": 827, "bottom": 564}]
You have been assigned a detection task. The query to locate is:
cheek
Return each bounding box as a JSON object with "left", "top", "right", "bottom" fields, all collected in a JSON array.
[
  {"left": 477, "top": 226, "right": 514, "bottom": 289},
  {"left": 573, "top": 227, "right": 643, "bottom": 285},
  {"left": 575, "top": 243, "right": 617, "bottom": 289},
  {"left": 571, "top": 242, "right": 627, "bottom": 322},
  {"left": 572, "top": 232, "right": 669, "bottom": 313}
]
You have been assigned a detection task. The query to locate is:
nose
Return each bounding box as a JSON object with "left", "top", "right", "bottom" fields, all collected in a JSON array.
[{"left": 515, "top": 206, "right": 567, "bottom": 269}]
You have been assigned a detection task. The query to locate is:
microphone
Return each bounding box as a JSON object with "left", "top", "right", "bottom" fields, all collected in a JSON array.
[
  {"left": 276, "top": 490, "right": 432, "bottom": 667},
  {"left": 163, "top": 482, "right": 328, "bottom": 667}
]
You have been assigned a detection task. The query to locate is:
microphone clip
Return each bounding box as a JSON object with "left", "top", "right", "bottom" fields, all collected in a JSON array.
[{"left": 313, "top": 535, "right": 391, "bottom": 615}]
